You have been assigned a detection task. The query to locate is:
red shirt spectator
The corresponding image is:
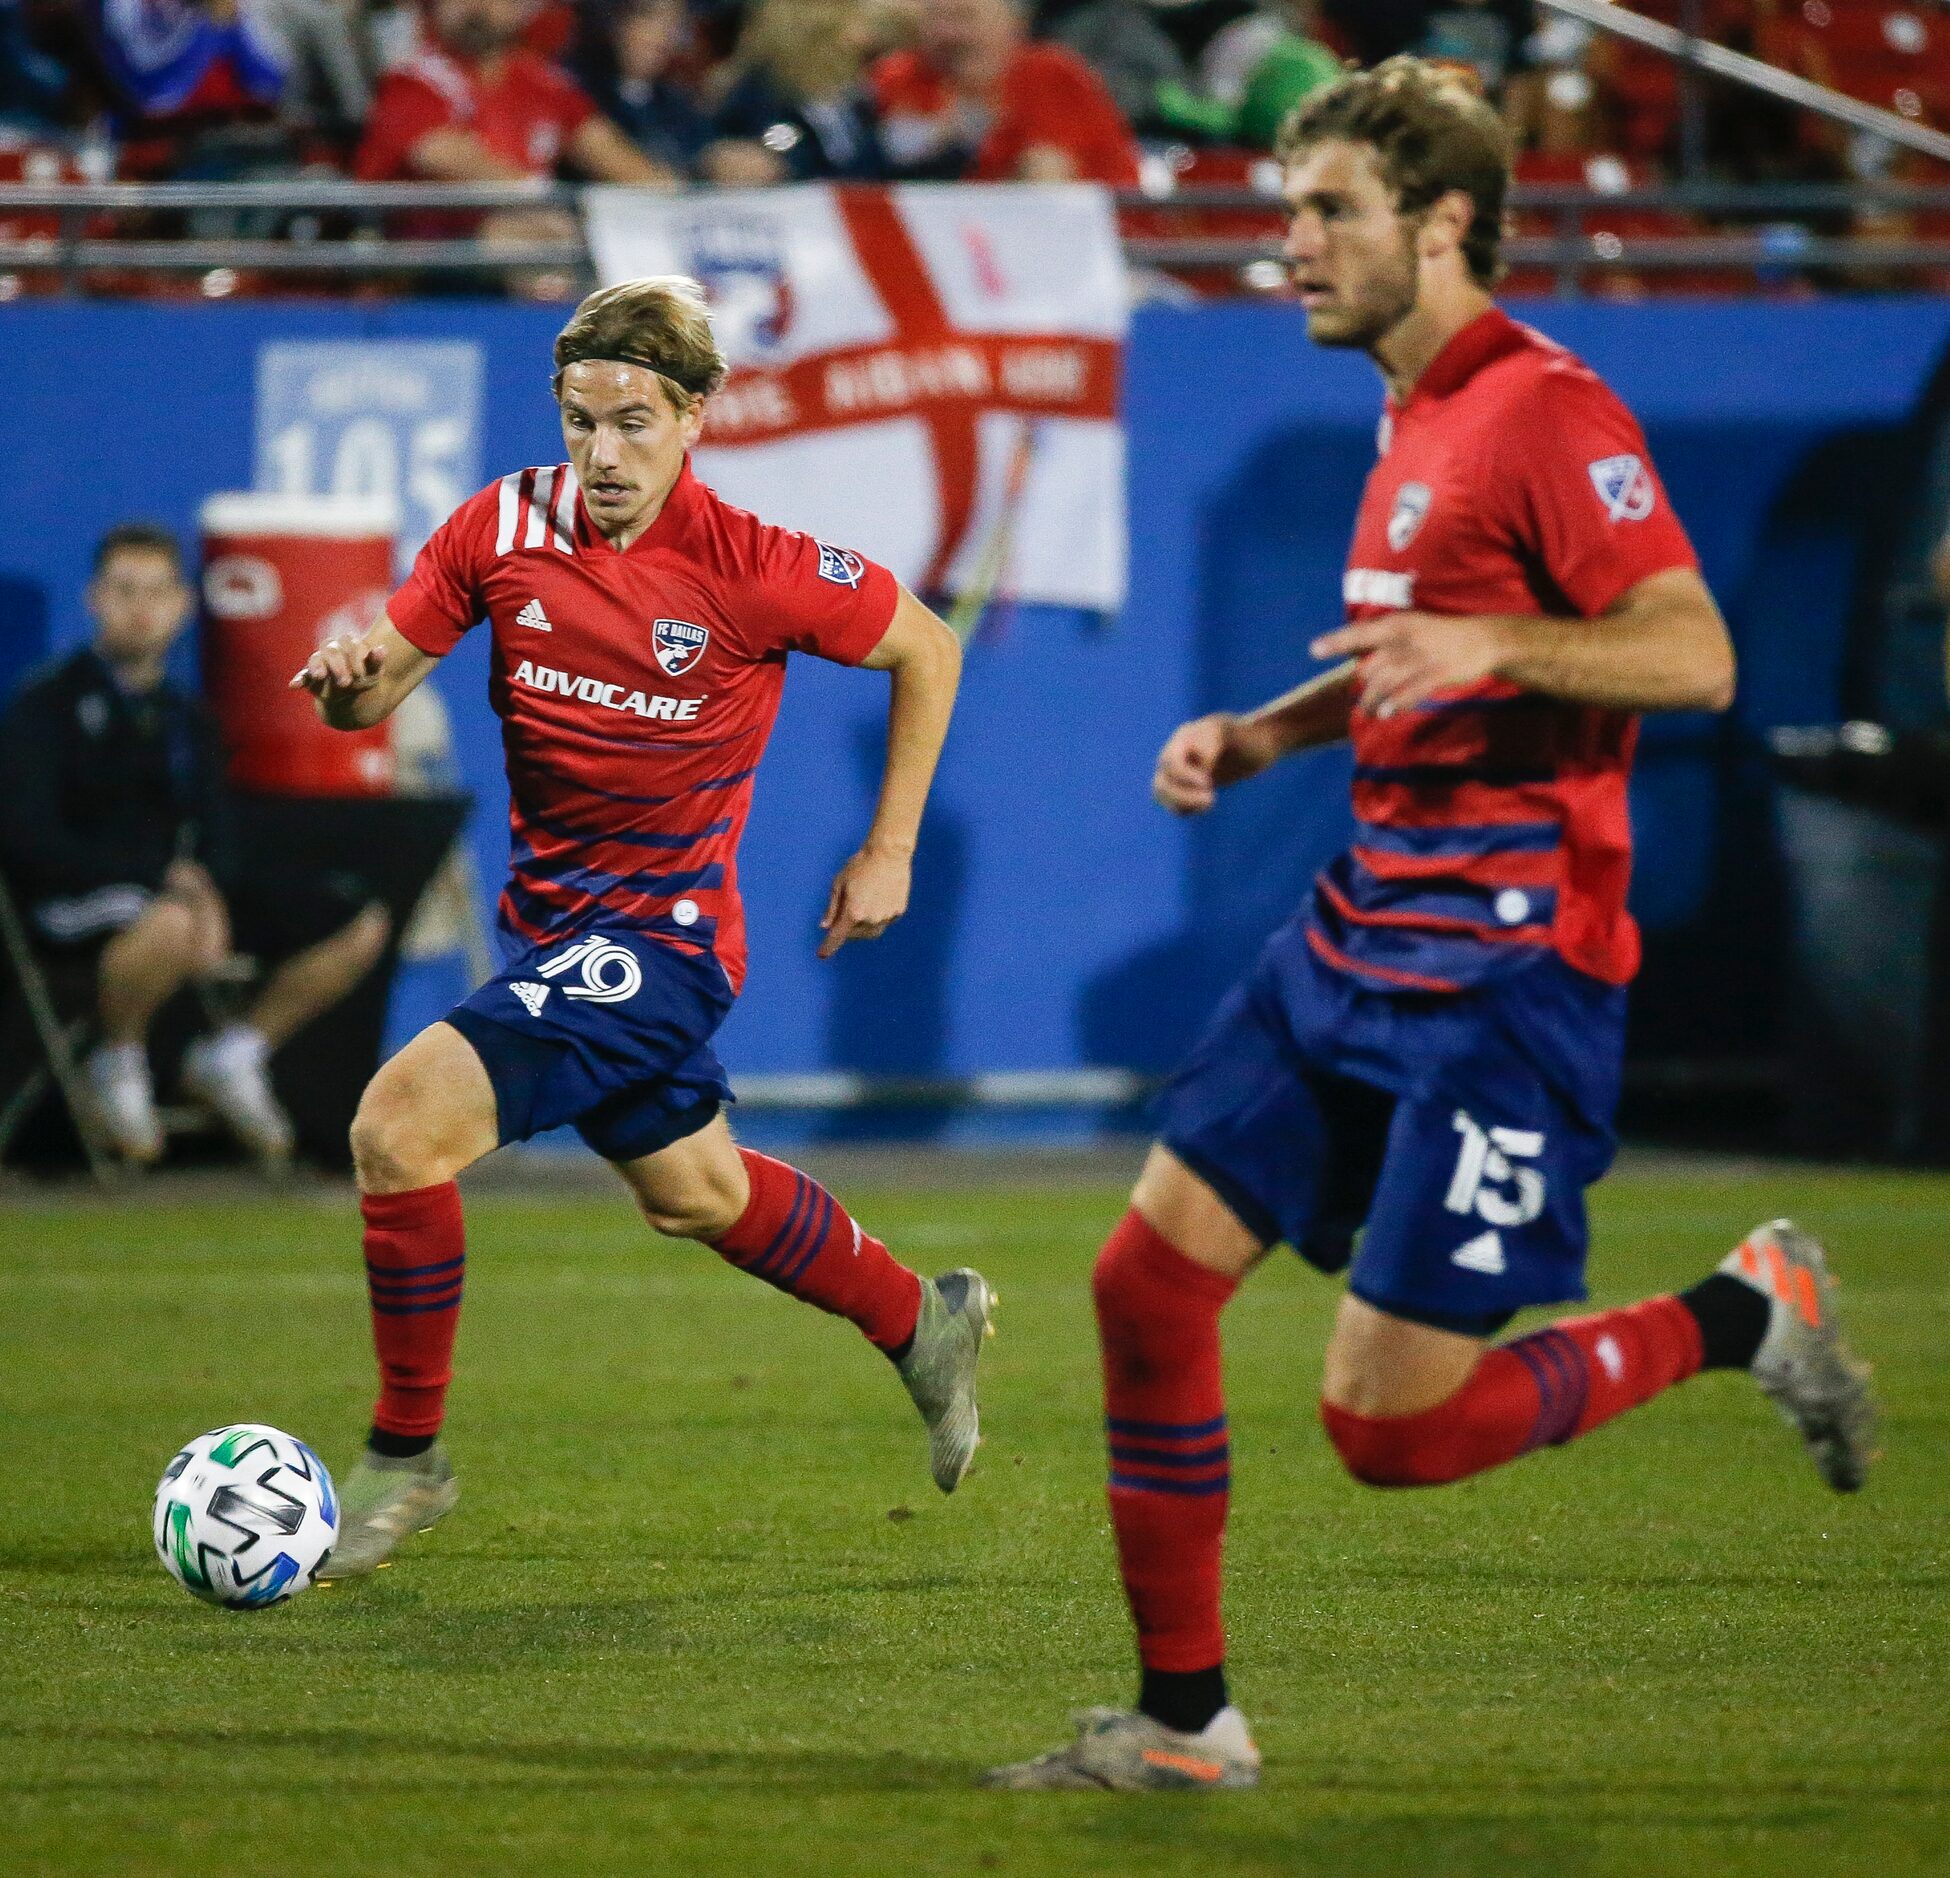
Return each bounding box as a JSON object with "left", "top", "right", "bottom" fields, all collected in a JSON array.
[
  {"left": 354, "top": 0, "right": 663, "bottom": 187},
  {"left": 871, "top": 0, "right": 1140, "bottom": 185},
  {"left": 356, "top": 41, "right": 594, "bottom": 181}
]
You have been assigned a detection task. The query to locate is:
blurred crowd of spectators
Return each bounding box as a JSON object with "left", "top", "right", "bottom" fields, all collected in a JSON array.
[{"left": 4, "top": 0, "right": 1950, "bottom": 292}]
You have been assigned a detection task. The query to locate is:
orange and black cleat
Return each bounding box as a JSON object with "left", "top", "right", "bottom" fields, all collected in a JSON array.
[{"left": 1721, "top": 1219, "right": 1878, "bottom": 1493}]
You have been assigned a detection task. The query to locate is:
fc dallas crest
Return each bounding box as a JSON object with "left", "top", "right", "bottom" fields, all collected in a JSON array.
[{"left": 652, "top": 617, "right": 710, "bottom": 676}]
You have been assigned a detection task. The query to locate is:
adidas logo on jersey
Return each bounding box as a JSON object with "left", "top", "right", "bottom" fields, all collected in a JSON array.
[
  {"left": 1451, "top": 1229, "right": 1507, "bottom": 1276},
  {"left": 516, "top": 598, "right": 553, "bottom": 631},
  {"left": 509, "top": 981, "right": 550, "bottom": 1017}
]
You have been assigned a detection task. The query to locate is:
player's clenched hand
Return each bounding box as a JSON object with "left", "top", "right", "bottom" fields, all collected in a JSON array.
[
  {"left": 819, "top": 844, "right": 911, "bottom": 957},
  {"left": 289, "top": 634, "right": 387, "bottom": 701},
  {"left": 1310, "top": 612, "right": 1510, "bottom": 718},
  {"left": 1153, "top": 713, "right": 1279, "bottom": 815}
]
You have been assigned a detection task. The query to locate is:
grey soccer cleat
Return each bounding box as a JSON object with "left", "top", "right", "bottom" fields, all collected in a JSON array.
[
  {"left": 1721, "top": 1219, "right": 1877, "bottom": 1493},
  {"left": 982, "top": 1706, "right": 1261, "bottom": 1792},
  {"left": 896, "top": 1268, "right": 995, "bottom": 1493},
  {"left": 319, "top": 1443, "right": 459, "bottom": 1579}
]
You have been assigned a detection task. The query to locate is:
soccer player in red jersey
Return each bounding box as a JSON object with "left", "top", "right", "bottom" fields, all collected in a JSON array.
[
  {"left": 989, "top": 60, "right": 1876, "bottom": 1791},
  {"left": 292, "top": 277, "right": 991, "bottom": 1576}
]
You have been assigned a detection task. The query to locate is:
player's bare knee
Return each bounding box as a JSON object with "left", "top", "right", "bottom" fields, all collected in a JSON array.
[{"left": 350, "top": 1070, "right": 442, "bottom": 1192}]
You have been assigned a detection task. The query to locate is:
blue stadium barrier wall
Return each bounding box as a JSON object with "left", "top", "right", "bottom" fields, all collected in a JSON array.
[{"left": 7, "top": 297, "right": 1948, "bottom": 1108}]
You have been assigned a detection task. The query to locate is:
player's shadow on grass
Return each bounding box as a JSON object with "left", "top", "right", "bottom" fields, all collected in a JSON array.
[{"left": 0, "top": 1720, "right": 959, "bottom": 1792}]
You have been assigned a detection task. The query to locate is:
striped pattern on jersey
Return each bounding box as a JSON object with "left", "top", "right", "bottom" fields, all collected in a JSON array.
[
  {"left": 1106, "top": 1413, "right": 1231, "bottom": 1497},
  {"left": 495, "top": 464, "right": 578, "bottom": 556},
  {"left": 498, "top": 751, "right": 762, "bottom": 956},
  {"left": 1306, "top": 679, "right": 1635, "bottom": 994}
]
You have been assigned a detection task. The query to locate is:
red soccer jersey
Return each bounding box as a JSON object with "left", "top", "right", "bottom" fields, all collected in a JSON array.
[
  {"left": 354, "top": 45, "right": 595, "bottom": 185},
  {"left": 387, "top": 460, "right": 899, "bottom": 993},
  {"left": 870, "top": 44, "right": 1142, "bottom": 185},
  {"left": 1307, "top": 308, "right": 1699, "bottom": 995}
]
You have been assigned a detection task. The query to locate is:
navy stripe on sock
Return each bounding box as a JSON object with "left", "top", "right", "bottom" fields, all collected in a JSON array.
[
  {"left": 756, "top": 1177, "right": 823, "bottom": 1281},
  {"left": 366, "top": 1269, "right": 467, "bottom": 1295},
  {"left": 364, "top": 1254, "right": 465, "bottom": 1282},
  {"left": 1108, "top": 1441, "right": 1230, "bottom": 1470},
  {"left": 778, "top": 1187, "right": 835, "bottom": 1286},
  {"left": 1105, "top": 1413, "right": 1228, "bottom": 1442},
  {"left": 748, "top": 1175, "right": 814, "bottom": 1277},
  {"left": 1108, "top": 1470, "right": 1231, "bottom": 1496},
  {"left": 1513, "top": 1329, "right": 1587, "bottom": 1451}
]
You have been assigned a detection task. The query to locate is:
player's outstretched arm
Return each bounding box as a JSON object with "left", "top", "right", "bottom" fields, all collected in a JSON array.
[
  {"left": 1311, "top": 568, "right": 1736, "bottom": 719},
  {"left": 819, "top": 586, "right": 962, "bottom": 958},
  {"left": 289, "top": 616, "right": 439, "bottom": 731},
  {"left": 1153, "top": 660, "right": 1360, "bottom": 816}
]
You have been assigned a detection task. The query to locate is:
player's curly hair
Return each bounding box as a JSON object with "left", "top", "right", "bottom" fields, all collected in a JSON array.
[
  {"left": 1275, "top": 57, "right": 1512, "bottom": 287},
  {"left": 552, "top": 276, "right": 730, "bottom": 411}
]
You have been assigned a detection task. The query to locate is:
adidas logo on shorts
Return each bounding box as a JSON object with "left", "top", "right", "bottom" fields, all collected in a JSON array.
[
  {"left": 1451, "top": 1229, "right": 1507, "bottom": 1275},
  {"left": 509, "top": 981, "right": 550, "bottom": 1017},
  {"left": 516, "top": 598, "right": 552, "bottom": 631}
]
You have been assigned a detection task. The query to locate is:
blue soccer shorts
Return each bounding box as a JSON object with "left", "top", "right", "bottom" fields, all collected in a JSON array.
[
  {"left": 443, "top": 926, "right": 734, "bottom": 1164},
  {"left": 1153, "top": 922, "right": 1627, "bottom": 1333}
]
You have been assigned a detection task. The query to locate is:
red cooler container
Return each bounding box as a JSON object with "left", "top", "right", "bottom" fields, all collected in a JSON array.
[{"left": 200, "top": 492, "right": 400, "bottom": 796}]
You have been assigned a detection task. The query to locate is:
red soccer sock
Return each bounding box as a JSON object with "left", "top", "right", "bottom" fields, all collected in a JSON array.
[
  {"left": 363, "top": 1181, "right": 466, "bottom": 1440},
  {"left": 1321, "top": 1293, "right": 1705, "bottom": 1488},
  {"left": 1095, "top": 1209, "right": 1239, "bottom": 1674},
  {"left": 710, "top": 1149, "right": 922, "bottom": 1354}
]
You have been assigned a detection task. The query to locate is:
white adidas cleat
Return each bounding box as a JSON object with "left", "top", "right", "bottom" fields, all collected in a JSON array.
[
  {"left": 982, "top": 1705, "right": 1261, "bottom": 1792},
  {"left": 85, "top": 1042, "right": 163, "bottom": 1163},
  {"left": 896, "top": 1268, "right": 995, "bottom": 1493},
  {"left": 319, "top": 1444, "right": 459, "bottom": 1579},
  {"left": 181, "top": 1026, "right": 294, "bottom": 1168},
  {"left": 1721, "top": 1219, "right": 1877, "bottom": 1493}
]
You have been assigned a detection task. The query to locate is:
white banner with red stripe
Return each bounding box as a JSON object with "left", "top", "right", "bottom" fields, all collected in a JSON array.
[{"left": 584, "top": 182, "right": 1128, "bottom": 613}]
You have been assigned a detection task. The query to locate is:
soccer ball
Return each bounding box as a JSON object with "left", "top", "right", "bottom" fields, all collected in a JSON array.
[{"left": 152, "top": 1424, "right": 338, "bottom": 1608}]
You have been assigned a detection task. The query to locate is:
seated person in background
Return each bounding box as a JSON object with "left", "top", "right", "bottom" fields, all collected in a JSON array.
[
  {"left": 871, "top": 0, "right": 1141, "bottom": 184},
  {"left": 575, "top": 0, "right": 714, "bottom": 177},
  {"left": 705, "top": 0, "right": 894, "bottom": 185},
  {"left": 355, "top": 0, "right": 672, "bottom": 202},
  {"left": 0, "top": 524, "right": 391, "bottom": 1168}
]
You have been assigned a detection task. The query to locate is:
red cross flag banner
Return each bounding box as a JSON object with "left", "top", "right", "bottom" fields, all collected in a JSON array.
[{"left": 583, "top": 182, "right": 1128, "bottom": 616}]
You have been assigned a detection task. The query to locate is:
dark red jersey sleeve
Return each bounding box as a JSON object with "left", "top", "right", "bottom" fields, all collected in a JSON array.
[
  {"left": 1494, "top": 362, "right": 1698, "bottom": 618},
  {"left": 739, "top": 525, "right": 900, "bottom": 665},
  {"left": 387, "top": 484, "right": 498, "bottom": 655}
]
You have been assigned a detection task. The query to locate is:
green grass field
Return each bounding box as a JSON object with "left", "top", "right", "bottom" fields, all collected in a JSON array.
[{"left": 2, "top": 1159, "right": 1946, "bottom": 1876}]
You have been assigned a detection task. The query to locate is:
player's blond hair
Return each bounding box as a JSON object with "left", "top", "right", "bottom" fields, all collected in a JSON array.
[
  {"left": 552, "top": 276, "right": 729, "bottom": 412},
  {"left": 1276, "top": 56, "right": 1512, "bottom": 286}
]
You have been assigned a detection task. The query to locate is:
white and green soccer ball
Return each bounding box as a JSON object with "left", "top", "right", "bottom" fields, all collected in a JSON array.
[{"left": 152, "top": 1424, "right": 338, "bottom": 1608}]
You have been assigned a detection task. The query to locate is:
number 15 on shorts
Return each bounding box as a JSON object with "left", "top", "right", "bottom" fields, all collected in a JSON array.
[{"left": 1444, "top": 1109, "right": 1545, "bottom": 1228}]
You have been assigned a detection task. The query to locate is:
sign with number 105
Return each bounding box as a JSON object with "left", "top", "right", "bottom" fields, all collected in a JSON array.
[{"left": 254, "top": 341, "right": 483, "bottom": 572}]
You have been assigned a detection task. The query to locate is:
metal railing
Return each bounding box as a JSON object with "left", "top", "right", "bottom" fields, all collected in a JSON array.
[{"left": 5, "top": 177, "right": 1950, "bottom": 296}]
